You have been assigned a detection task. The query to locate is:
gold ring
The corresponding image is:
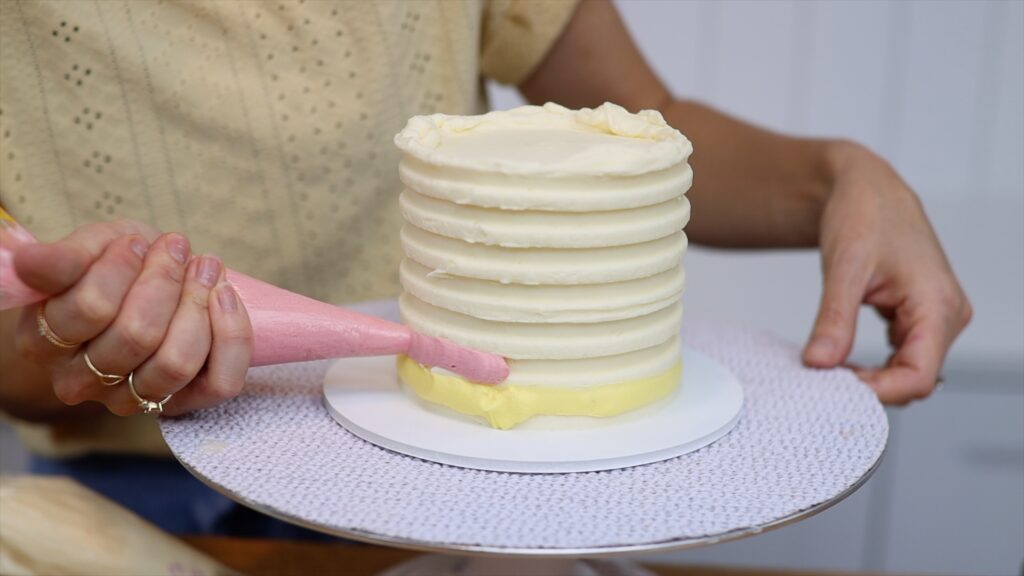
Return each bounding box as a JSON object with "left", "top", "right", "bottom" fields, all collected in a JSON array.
[
  {"left": 36, "top": 303, "right": 78, "bottom": 349},
  {"left": 128, "top": 372, "right": 172, "bottom": 415},
  {"left": 83, "top": 351, "right": 126, "bottom": 386}
]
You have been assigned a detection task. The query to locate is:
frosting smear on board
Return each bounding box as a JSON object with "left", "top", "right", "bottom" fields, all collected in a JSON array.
[{"left": 393, "top": 103, "right": 692, "bottom": 428}]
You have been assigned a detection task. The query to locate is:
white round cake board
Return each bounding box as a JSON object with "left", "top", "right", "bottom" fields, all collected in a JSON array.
[{"left": 322, "top": 348, "right": 743, "bottom": 474}]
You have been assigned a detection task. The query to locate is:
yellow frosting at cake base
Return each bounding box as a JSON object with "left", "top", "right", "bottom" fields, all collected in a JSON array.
[{"left": 397, "top": 355, "right": 682, "bottom": 430}]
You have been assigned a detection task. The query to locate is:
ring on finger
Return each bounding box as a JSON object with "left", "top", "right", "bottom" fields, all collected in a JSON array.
[
  {"left": 37, "top": 302, "right": 78, "bottom": 349},
  {"left": 83, "top": 351, "right": 127, "bottom": 386},
  {"left": 128, "top": 372, "right": 173, "bottom": 415}
]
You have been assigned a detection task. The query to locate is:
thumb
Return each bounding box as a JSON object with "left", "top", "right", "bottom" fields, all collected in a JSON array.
[
  {"left": 13, "top": 242, "right": 92, "bottom": 294},
  {"left": 12, "top": 220, "right": 156, "bottom": 295},
  {"left": 803, "top": 252, "right": 870, "bottom": 368}
]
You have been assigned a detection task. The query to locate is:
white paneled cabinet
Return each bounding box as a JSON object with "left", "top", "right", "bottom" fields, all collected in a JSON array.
[
  {"left": 649, "top": 387, "right": 1024, "bottom": 576},
  {"left": 880, "top": 387, "right": 1024, "bottom": 575}
]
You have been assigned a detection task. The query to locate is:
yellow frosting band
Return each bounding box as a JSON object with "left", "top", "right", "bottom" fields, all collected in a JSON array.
[{"left": 397, "top": 356, "right": 682, "bottom": 430}]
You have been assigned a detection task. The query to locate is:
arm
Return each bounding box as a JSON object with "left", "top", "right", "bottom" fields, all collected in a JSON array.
[
  {"left": 519, "top": 0, "right": 831, "bottom": 248},
  {"left": 519, "top": 0, "right": 971, "bottom": 403}
]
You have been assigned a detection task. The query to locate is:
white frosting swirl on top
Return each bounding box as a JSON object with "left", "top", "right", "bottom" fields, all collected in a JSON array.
[{"left": 394, "top": 102, "right": 692, "bottom": 177}]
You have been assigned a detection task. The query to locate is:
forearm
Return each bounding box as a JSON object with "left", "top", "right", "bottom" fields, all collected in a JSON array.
[
  {"left": 661, "top": 100, "right": 838, "bottom": 248},
  {"left": 0, "top": 308, "right": 91, "bottom": 422},
  {"left": 517, "top": 0, "right": 841, "bottom": 249}
]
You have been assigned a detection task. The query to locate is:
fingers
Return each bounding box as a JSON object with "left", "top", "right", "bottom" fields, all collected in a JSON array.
[
  {"left": 12, "top": 235, "right": 149, "bottom": 365},
  {"left": 858, "top": 283, "right": 970, "bottom": 405},
  {"left": 9, "top": 218, "right": 250, "bottom": 417},
  {"left": 14, "top": 219, "right": 158, "bottom": 294},
  {"left": 45, "top": 354, "right": 100, "bottom": 406},
  {"left": 82, "top": 233, "right": 191, "bottom": 378},
  {"left": 41, "top": 236, "right": 150, "bottom": 344},
  {"left": 13, "top": 244, "right": 93, "bottom": 295},
  {"left": 48, "top": 233, "right": 186, "bottom": 408},
  {"left": 858, "top": 317, "right": 948, "bottom": 405},
  {"left": 163, "top": 281, "right": 252, "bottom": 415},
  {"left": 110, "top": 256, "right": 221, "bottom": 410},
  {"left": 803, "top": 246, "right": 872, "bottom": 368}
]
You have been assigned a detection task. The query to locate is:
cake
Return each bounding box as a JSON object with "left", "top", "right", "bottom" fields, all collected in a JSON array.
[{"left": 393, "top": 102, "right": 692, "bottom": 429}]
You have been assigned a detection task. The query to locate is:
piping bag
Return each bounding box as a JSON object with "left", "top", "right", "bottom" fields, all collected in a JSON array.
[{"left": 0, "top": 209, "right": 509, "bottom": 384}]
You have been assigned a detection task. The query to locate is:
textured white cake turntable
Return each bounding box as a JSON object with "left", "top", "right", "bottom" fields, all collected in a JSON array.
[
  {"left": 325, "top": 348, "right": 755, "bottom": 575},
  {"left": 161, "top": 299, "right": 888, "bottom": 576}
]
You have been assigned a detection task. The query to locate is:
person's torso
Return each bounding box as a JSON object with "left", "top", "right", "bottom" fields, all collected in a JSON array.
[{"left": 0, "top": 0, "right": 488, "bottom": 303}]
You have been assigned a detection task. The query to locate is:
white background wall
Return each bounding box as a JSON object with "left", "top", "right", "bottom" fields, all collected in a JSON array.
[{"left": 487, "top": 1, "right": 1024, "bottom": 574}]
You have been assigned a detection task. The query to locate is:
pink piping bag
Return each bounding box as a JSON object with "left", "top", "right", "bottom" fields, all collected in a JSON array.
[{"left": 0, "top": 209, "right": 509, "bottom": 384}]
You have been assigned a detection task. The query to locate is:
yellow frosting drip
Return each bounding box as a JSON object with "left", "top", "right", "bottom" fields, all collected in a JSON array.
[{"left": 397, "top": 355, "right": 682, "bottom": 430}]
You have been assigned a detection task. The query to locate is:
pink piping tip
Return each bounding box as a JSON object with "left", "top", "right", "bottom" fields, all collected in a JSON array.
[{"left": 407, "top": 331, "right": 510, "bottom": 385}]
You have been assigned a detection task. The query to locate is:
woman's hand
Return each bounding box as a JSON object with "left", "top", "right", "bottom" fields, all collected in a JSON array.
[
  {"left": 11, "top": 220, "right": 253, "bottom": 416},
  {"left": 803, "top": 142, "right": 972, "bottom": 404}
]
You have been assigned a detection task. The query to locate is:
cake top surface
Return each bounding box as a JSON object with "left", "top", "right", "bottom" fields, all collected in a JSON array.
[{"left": 394, "top": 102, "right": 692, "bottom": 177}]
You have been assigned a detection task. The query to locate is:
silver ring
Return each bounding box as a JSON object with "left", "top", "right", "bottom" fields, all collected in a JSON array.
[
  {"left": 128, "top": 372, "right": 172, "bottom": 415},
  {"left": 36, "top": 303, "right": 78, "bottom": 349},
  {"left": 84, "top": 351, "right": 126, "bottom": 386}
]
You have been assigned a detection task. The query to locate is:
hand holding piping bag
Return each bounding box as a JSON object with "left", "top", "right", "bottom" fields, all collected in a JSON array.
[{"left": 1, "top": 209, "right": 508, "bottom": 416}]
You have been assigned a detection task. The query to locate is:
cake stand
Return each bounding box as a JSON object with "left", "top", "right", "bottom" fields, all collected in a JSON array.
[{"left": 160, "top": 300, "right": 888, "bottom": 575}]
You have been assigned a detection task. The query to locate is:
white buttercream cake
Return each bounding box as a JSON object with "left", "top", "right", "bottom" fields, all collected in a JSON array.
[{"left": 393, "top": 102, "right": 693, "bottom": 429}]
